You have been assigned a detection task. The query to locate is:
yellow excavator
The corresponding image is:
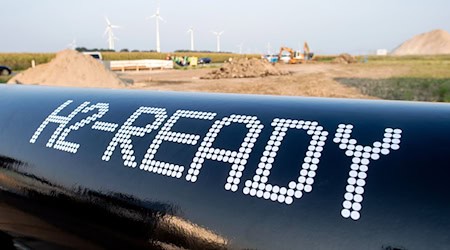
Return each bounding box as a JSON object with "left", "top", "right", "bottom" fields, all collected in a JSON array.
[{"left": 278, "top": 42, "right": 314, "bottom": 64}]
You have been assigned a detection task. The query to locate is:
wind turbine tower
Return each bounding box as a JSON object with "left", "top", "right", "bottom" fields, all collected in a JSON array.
[
  {"left": 67, "top": 38, "right": 77, "bottom": 50},
  {"left": 187, "top": 27, "right": 194, "bottom": 51},
  {"left": 104, "top": 17, "right": 120, "bottom": 51},
  {"left": 266, "top": 42, "right": 272, "bottom": 54},
  {"left": 237, "top": 42, "right": 244, "bottom": 54},
  {"left": 150, "top": 8, "right": 165, "bottom": 53},
  {"left": 212, "top": 31, "right": 224, "bottom": 52}
]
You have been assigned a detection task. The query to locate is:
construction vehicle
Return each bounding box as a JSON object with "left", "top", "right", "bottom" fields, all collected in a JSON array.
[
  {"left": 278, "top": 47, "right": 303, "bottom": 64},
  {"left": 278, "top": 42, "right": 314, "bottom": 64}
]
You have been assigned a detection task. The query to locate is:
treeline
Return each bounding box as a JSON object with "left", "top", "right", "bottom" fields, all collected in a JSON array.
[
  {"left": 76, "top": 47, "right": 233, "bottom": 54},
  {"left": 76, "top": 47, "right": 158, "bottom": 53}
]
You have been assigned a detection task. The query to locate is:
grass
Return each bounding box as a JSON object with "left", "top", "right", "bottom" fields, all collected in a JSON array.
[
  {"left": 0, "top": 53, "right": 54, "bottom": 71},
  {"left": 2, "top": 52, "right": 450, "bottom": 102},
  {"left": 0, "top": 51, "right": 260, "bottom": 71},
  {"left": 333, "top": 55, "right": 450, "bottom": 102},
  {"left": 364, "top": 54, "right": 450, "bottom": 64},
  {"left": 0, "top": 76, "right": 11, "bottom": 83},
  {"left": 336, "top": 77, "right": 450, "bottom": 102},
  {"left": 102, "top": 51, "right": 260, "bottom": 63}
]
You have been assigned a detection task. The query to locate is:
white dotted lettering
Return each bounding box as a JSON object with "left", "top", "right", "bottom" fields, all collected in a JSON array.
[
  {"left": 334, "top": 124, "right": 402, "bottom": 221},
  {"left": 244, "top": 118, "right": 328, "bottom": 204},
  {"left": 140, "top": 109, "right": 216, "bottom": 178}
]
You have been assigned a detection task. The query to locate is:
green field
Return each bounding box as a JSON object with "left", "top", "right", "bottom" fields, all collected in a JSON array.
[
  {"left": 0, "top": 52, "right": 260, "bottom": 71},
  {"left": 0, "top": 76, "right": 11, "bottom": 83},
  {"left": 337, "top": 55, "right": 450, "bottom": 102},
  {"left": 1, "top": 52, "right": 450, "bottom": 102}
]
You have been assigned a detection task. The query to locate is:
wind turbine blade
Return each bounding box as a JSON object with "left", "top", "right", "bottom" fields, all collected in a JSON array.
[
  {"left": 103, "top": 27, "right": 109, "bottom": 36},
  {"left": 150, "top": 14, "right": 156, "bottom": 19},
  {"left": 105, "top": 16, "right": 111, "bottom": 25},
  {"left": 111, "top": 25, "right": 121, "bottom": 29},
  {"left": 159, "top": 16, "right": 165, "bottom": 22},
  {"left": 219, "top": 31, "right": 224, "bottom": 35}
]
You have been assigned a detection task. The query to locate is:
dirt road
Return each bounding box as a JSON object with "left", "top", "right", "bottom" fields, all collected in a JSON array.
[{"left": 119, "top": 63, "right": 409, "bottom": 99}]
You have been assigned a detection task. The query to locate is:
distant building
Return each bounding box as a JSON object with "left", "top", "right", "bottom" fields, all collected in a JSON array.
[{"left": 376, "top": 49, "right": 388, "bottom": 56}]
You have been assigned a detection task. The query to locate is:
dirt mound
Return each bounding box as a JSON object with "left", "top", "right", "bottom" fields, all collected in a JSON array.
[
  {"left": 201, "top": 58, "right": 288, "bottom": 79},
  {"left": 392, "top": 29, "right": 450, "bottom": 55},
  {"left": 332, "top": 54, "right": 357, "bottom": 64},
  {"left": 8, "top": 50, "right": 127, "bottom": 88}
]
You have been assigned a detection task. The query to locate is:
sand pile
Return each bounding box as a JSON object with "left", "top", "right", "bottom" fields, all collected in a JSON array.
[
  {"left": 8, "top": 50, "right": 127, "bottom": 88},
  {"left": 332, "top": 54, "right": 357, "bottom": 64},
  {"left": 201, "top": 58, "right": 288, "bottom": 79},
  {"left": 392, "top": 29, "right": 450, "bottom": 55}
]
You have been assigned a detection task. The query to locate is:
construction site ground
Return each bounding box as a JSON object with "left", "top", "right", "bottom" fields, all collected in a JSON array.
[{"left": 121, "top": 63, "right": 410, "bottom": 99}]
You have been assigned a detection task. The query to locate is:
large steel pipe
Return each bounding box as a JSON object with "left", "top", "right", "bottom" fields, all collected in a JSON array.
[{"left": 0, "top": 85, "right": 449, "bottom": 249}]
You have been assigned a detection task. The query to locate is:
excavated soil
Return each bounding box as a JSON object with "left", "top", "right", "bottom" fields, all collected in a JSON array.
[
  {"left": 125, "top": 63, "right": 382, "bottom": 100},
  {"left": 201, "top": 58, "right": 289, "bottom": 79},
  {"left": 8, "top": 50, "right": 127, "bottom": 88},
  {"left": 392, "top": 29, "right": 450, "bottom": 55},
  {"left": 332, "top": 54, "right": 357, "bottom": 64}
]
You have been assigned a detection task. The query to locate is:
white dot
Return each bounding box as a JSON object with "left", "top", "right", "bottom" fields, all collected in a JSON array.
[
  {"left": 348, "top": 177, "right": 356, "bottom": 185},
  {"left": 341, "top": 209, "right": 351, "bottom": 218},
  {"left": 285, "top": 196, "right": 293, "bottom": 204},
  {"left": 352, "top": 202, "right": 362, "bottom": 211},
  {"left": 361, "top": 159, "right": 370, "bottom": 165},
  {"left": 371, "top": 154, "right": 380, "bottom": 160},
  {"left": 344, "top": 192, "right": 353, "bottom": 200},
  {"left": 354, "top": 194, "right": 363, "bottom": 202},
  {"left": 358, "top": 172, "right": 367, "bottom": 180},
  {"left": 343, "top": 200, "right": 352, "bottom": 209},
  {"left": 270, "top": 193, "right": 278, "bottom": 201},
  {"left": 351, "top": 211, "right": 360, "bottom": 220},
  {"left": 287, "top": 189, "right": 295, "bottom": 197}
]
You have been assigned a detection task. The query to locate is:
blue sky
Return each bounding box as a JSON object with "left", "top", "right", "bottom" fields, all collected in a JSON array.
[{"left": 2, "top": 0, "right": 450, "bottom": 54}]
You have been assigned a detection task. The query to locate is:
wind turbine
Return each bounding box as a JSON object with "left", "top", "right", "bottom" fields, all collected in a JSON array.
[
  {"left": 237, "top": 41, "right": 244, "bottom": 54},
  {"left": 212, "top": 31, "right": 224, "bottom": 52},
  {"left": 148, "top": 7, "right": 165, "bottom": 53},
  {"left": 187, "top": 27, "right": 194, "bottom": 51},
  {"left": 104, "top": 17, "right": 120, "bottom": 51},
  {"left": 67, "top": 38, "right": 77, "bottom": 50},
  {"left": 266, "top": 42, "right": 272, "bottom": 54}
]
